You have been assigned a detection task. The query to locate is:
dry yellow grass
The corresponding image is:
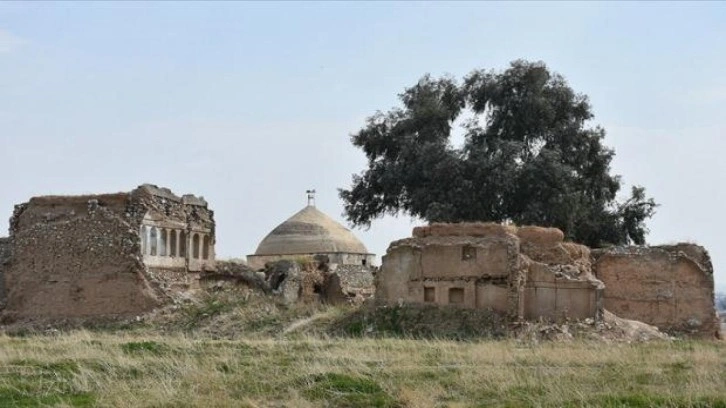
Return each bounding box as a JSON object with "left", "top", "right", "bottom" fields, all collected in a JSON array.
[{"left": 0, "top": 330, "right": 724, "bottom": 407}]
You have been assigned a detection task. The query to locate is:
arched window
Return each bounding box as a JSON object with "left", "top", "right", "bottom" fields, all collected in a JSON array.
[
  {"left": 169, "top": 230, "right": 177, "bottom": 257},
  {"left": 192, "top": 233, "right": 200, "bottom": 259},
  {"left": 159, "top": 229, "right": 168, "bottom": 256},
  {"left": 140, "top": 225, "right": 148, "bottom": 255},
  {"left": 150, "top": 227, "right": 158, "bottom": 256},
  {"left": 179, "top": 231, "right": 186, "bottom": 257},
  {"left": 202, "top": 235, "right": 210, "bottom": 260}
]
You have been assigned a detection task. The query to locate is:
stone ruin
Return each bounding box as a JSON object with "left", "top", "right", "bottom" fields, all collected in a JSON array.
[
  {"left": 208, "top": 255, "right": 371, "bottom": 306},
  {"left": 0, "top": 181, "right": 720, "bottom": 340},
  {"left": 593, "top": 245, "right": 720, "bottom": 338},
  {"left": 0, "top": 184, "right": 216, "bottom": 322},
  {"left": 376, "top": 223, "right": 604, "bottom": 322},
  {"left": 376, "top": 223, "right": 721, "bottom": 338}
]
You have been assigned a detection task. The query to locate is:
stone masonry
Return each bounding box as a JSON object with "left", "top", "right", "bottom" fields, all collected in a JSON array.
[
  {"left": 377, "top": 223, "right": 604, "bottom": 322},
  {"left": 0, "top": 184, "right": 216, "bottom": 321},
  {"left": 593, "top": 244, "right": 720, "bottom": 338}
]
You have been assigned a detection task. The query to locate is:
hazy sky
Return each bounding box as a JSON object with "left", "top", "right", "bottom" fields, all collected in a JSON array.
[{"left": 1, "top": 2, "right": 725, "bottom": 289}]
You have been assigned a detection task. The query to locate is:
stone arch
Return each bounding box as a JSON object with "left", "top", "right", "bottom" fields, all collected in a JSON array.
[
  {"left": 149, "top": 227, "right": 158, "bottom": 256},
  {"left": 202, "top": 235, "right": 210, "bottom": 260},
  {"left": 192, "top": 233, "right": 200, "bottom": 259},
  {"left": 169, "top": 230, "right": 177, "bottom": 257}
]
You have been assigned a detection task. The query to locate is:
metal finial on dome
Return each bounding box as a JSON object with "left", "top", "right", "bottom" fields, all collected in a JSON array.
[{"left": 306, "top": 189, "right": 316, "bottom": 207}]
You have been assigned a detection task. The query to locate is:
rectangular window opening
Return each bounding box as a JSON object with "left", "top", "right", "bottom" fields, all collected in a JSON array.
[
  {"left": 424, "top": 287, "right": 435, "bottom": 303},
  {"left": 462, "top": 245, "right": 476, "bottom": 261},
  {"left": 449, "top": 288, "right": 465, "bottom": 304}
]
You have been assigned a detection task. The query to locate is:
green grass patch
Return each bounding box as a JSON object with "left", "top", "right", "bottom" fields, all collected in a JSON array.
[
  {"left": 120, "top": 340, "right": 171, "bottom": 356},
  {"left": 302, "top": 373, "right": 399, "bottom": 407}
]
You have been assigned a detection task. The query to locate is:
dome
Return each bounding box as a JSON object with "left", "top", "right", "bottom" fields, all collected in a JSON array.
[{"left": 254, "top": 205, "right": 369, "bottom": 256}]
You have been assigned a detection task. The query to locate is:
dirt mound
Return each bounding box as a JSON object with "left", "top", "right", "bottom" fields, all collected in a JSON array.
[{"left": 513, "top": 310, "right": 668, "bottom": 343}]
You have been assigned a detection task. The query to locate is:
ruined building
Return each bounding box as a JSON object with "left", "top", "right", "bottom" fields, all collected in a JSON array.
[
  {"left": 247, "top": 194, "right": 375, "bottom": 298},
  {"left": 0, "top": 184, "right": 215, "bottom": 320},
  {"left": 377, "top": 222, "right": 721, "bottom": 338},
  {"left": 376, "top": 223, "right": 604, "bottom": 321},
  {"left": 593, "top": 244, "right": 720, "bottom": 338}
]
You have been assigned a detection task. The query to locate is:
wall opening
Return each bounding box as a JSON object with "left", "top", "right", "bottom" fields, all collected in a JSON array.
[
  {"left": 362, "top": 259, "right": 367, "bottom": 266},
  {"left": 179, "top": 231, "right": 186, "bottom": 257},
  {"left": 149, "top": 227, "right": 158, "bottom": 256},
  {"left": 449, "top": 288, "right": 465, "bottom": 304},
  {"left": 462, "top": 245, "right": 476, "bottom": 261},
  {"left": 424, "top": 287, "right": 435, "bottom": 303},
  {"left": 159, "top": 229, "right": 167, "bottom": 257},
  {"left": 202, "top": 235, "right": 210, "bottom": 260},
  {"left": 169, "top": 230, "right": 177, "bottom": 257},
  {"left": 192, "top": 234, "right": 200, "bottom": 259},
  {"left": 140, "top": 226, "right": 148, "bottom": 255}
]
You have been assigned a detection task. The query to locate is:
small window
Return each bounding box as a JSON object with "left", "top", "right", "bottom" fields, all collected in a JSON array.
[
  {"left": 362, "top": 258, "right": 367, "bottom": 266},
  {"left": 449, "top": 288, "right": 465, "bottom": 304},
  {"left": 462, "top": 245, "right": 476, "bottom": 261},
  {"left": 424, "top": 287, "right": 435, "bottom": 303}
]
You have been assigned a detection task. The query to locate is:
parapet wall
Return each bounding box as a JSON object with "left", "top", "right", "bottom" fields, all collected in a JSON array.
[
  {"left": 593, "top": 245, "right": 720, "bottom": 338},
  {"left": 378, "top": 223, "right": 604, "bottom": 322}
]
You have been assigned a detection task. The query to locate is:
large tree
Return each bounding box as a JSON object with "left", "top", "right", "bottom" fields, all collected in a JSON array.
[{"left": 340, "top": 60, "right": 657, "bottom": 247}]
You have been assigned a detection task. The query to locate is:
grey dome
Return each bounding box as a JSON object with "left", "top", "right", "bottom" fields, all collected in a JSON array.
[{"left": 254, "top": 206, "right": 369, "bottom": 256}]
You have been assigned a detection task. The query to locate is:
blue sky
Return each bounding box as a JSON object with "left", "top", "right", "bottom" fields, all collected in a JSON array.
[{"left": 1, "top": 2, "right": 725, "bottom": 289}]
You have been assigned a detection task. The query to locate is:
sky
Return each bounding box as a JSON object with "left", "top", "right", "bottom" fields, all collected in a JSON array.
[{"left": 1, "top": 2, "right": 725, "bottom": 290}]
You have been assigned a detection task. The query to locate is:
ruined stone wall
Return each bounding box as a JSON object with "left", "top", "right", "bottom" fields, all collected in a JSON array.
[
  {"left": 135, "top": 184, "right": 216, "bottom": 273},
  {"left": 0, "top": 237, "right": 10, "bottom": 307},
  {"left": 1, "top": 184, "right": 216, "bottom": 321},
  {"left": 593, "top": 245, "right": 720, "bottom": 338},
  {"left": 517, "top": 226, "right": 603, "bottom": 321},
  {"left": 377, "top": 223, "right": 603, "bottom": 322},
  {"left": 3, "top": 194, "right": 160, "bottom": 319},
  {"left": 330, "top": 264, "right": 375, "bottom": 298}
]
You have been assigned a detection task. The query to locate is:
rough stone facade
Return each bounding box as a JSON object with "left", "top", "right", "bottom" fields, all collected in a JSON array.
[
  {"left": 377, "top": 223, "right": 604, "bottom": 322},
  {"left": 592, "top": 244, "right": 720, "bottom": 338},
  {"left": 0, "top": 184, "right": 216, "bottom": 321},
  {"left": 0, "top": 237, "right": 9, "bottom": 307}
]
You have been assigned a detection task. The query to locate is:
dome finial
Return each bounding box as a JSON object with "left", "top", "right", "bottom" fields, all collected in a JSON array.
[{"left": 306, "top": 189, "right": 316, "bottom": 207}]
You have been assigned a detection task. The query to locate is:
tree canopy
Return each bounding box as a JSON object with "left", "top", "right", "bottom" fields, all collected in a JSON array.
[{"left": 339, "top": 60, "right": 657, "bottom": 247}]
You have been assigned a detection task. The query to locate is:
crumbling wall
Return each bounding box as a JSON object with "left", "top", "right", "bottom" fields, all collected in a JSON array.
[
  {"left": 377, "top": 223, "right": 603, "bottom": 322},
  {"left": 517, "top": 226, "right": 603, "bottom": 321},
  {"left": 134, "top": 185, "right": 216, "bottom": 273},
  {"left": 1, "top": 184, "right": 216, "bottom": 321},
  {"left": 2, "top": 195, "right": 160, "bottom": 320},
  {"left": 593, "top": 245, "right": 720, "bottom": 338},
  {"left": 330, "top": 264, "right": 375, "bottom": 299},
  {"left": 0, "top": 237, "right": 10, "bottom": 307}
]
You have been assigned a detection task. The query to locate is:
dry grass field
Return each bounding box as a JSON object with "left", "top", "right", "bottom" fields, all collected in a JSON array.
[
  {"left": 0, "top": 293, "right": 724, "bottom": 407},
  {"left": 1, "top": 330, "right": 725, "bottom": 407}
]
